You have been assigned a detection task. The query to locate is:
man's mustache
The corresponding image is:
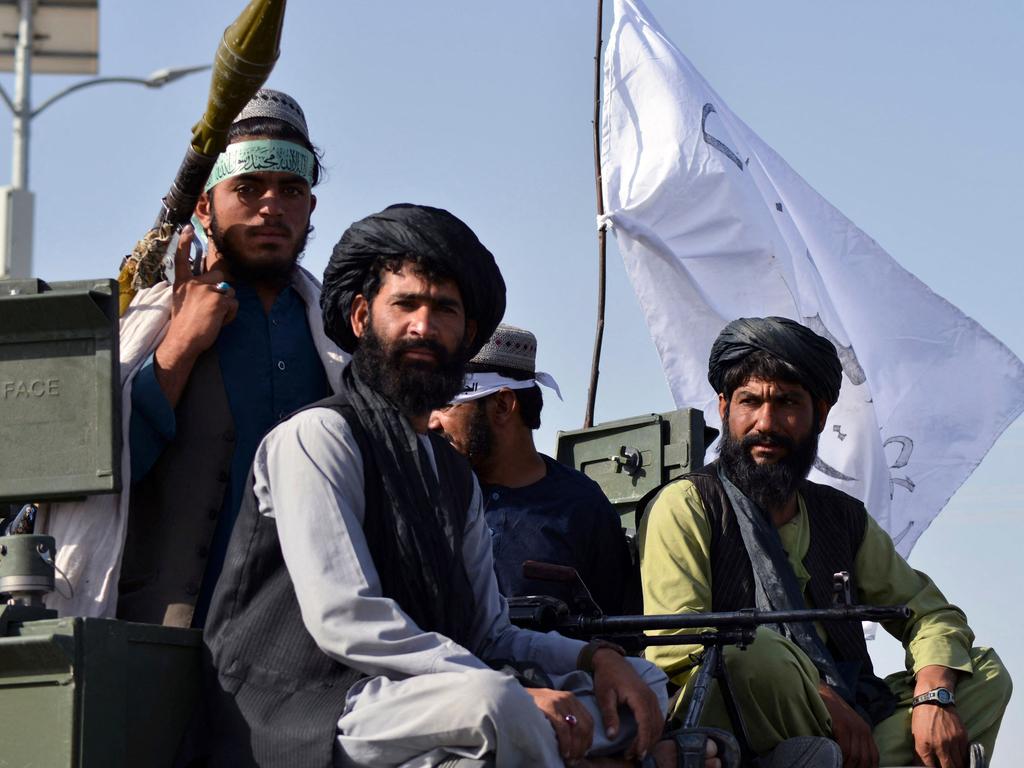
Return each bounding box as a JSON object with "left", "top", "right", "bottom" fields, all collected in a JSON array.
[
  {"left": 392, "top": 338, "right": 449, "bottom": 362},
  {"left": 740, "top": 431, "right": 796, "bottom": 451},
  {"left": 248, "top": 224, "right": 292, "bottom": 237}
]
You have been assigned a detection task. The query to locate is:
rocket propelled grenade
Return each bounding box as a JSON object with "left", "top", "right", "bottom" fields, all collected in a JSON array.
[
  {"left": 158, "top": 0, "right": 287, "bottom": 228},
  {"left": 118, "top": 0, "right": 287, "bottom": 315}
]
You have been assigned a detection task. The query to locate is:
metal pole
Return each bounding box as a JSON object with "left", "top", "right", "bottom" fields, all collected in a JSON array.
[
  {"left": 583, "top": 0, "right": 607, "bottom": 428},
  {"left": 12, "top": 0, "right": 33, "bottom": 190},
  {"left": 1, "top": 0, "right": 34, "bottom": 278}
]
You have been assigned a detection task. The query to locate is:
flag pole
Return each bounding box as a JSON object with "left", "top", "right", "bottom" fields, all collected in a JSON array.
[{"left": 583, "top": 0, "right": 606, "bottom": 428}]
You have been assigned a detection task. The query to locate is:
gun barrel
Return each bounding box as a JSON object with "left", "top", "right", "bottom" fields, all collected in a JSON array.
[{"left": 565, "top": 604, "right": 910, "bottom": 635}]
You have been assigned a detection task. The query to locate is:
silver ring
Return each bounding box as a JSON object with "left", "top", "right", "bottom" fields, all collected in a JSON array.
[
  {"left": 563, "top": 714, "right": 578, "bottom": 727},
  {"left": 215, "top": 281, "right": 231, "bottom": 293}
]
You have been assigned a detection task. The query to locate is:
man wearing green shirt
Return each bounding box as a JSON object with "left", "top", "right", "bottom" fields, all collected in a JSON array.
[{"left": 639, "top": 317, "right": 1010, "bottom": 768}]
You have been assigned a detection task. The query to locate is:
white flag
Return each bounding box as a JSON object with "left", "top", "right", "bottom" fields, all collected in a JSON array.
[{"left": 601, "top": 0, "right": 1024, "bottom": 554}]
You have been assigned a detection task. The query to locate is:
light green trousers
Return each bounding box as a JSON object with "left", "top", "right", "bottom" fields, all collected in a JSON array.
[{"left": 671, "top": 627, "right": 1011, "bottom": 765}]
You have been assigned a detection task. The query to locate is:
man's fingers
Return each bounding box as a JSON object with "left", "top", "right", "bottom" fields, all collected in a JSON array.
[
  {"left": 623, "top": 688, "right": 661, "bottom": 760},
  {"left": 570, "top": 707, "right": 594, "bottom": 761},
  {"left": 196, "top": 268, "right": 229, "bottom": 286},
  {"left": 173, "top": 225, "right": 195, "bottom": 286},
  {"left": 223, "top": 296, "right": 239, "bottom": 325},
  {"left": 596, "top": 686, "right": 621, "bottom": 741},
  {"left": 549, "top": 716, "right": 573, "bottom": 761}
]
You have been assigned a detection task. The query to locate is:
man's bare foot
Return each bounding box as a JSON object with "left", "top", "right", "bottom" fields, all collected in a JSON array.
[{"left": 650, "top": 736, "right": 721, "bottom": 768}]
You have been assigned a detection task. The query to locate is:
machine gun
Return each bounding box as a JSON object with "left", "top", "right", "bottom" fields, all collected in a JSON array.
[{"left": 508, "top": 561, "right": 910, "bottom": 768}]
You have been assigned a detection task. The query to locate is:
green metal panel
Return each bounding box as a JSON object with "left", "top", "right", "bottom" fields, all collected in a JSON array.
[
  {"left": 0, "top": 617, "right": 202, "bottom": 768},
  {"left": 555, "top": 408, "right": 716, "bottom": 530},
  {"left": 0, "top": 278, "right": 120, "bottom": 502}
]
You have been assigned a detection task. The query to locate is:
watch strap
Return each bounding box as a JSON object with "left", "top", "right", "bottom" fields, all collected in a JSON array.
[
  {"left": 911, "top": 687, "right": 956, "bottom": 707},
  {"left": 578, "top": 639, "right": 627, "bottom": 673}
]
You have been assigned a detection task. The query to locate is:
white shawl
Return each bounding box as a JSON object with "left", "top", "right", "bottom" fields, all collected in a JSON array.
[{"left": 37, "top": 268, "right": 349, "bottom": 618}]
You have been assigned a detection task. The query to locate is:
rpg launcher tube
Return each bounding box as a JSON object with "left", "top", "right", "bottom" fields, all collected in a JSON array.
[{"left": 157, "top": 0, "right": 287, "bottom": 228}]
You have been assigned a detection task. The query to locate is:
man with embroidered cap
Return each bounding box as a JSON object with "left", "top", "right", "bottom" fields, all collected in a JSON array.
[
  {"left": 116, "top": 88, "right": 346, "bottom": 629},
  {"left": 429, "top": 323, "right": 634, "bottom": 614},
  {"left": 639, "top": 316, "right": 1011, "bottom": 768},
  {"left": 199, "top": 204, "right": 687, "bottom": 767}
]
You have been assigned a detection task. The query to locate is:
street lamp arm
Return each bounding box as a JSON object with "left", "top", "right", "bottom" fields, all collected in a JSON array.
[
  {"left": 0, "top": 82, "right": 14, "bottom": 115},
  {"left": 31, "top": 76, "right": 151, "bottom": 119},
  {"left": 30, "top": 64, "right": 211, "bottom": 120}
]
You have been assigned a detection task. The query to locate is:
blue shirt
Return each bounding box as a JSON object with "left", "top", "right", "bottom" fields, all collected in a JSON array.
[
  {"left": 482, "top": 454, "right": 633, "bottom": 615},
  {"left": 129, "top": 283, "right": 330, "bottom": 626}
]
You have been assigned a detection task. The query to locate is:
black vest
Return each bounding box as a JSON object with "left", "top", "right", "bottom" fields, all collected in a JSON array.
[
  {"left": 197, "top": 394, "right": 476, "bottom": 768},
  {"left": 120, "top": 349, "right": 236, "bottom": 627},
  {"left": 684, "top": 464, "right": 883, "bottom": 691}
]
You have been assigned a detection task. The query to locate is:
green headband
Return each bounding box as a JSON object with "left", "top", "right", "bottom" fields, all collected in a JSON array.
[{"left": 204, "top": 139, "right": 315, "bottom": 191}]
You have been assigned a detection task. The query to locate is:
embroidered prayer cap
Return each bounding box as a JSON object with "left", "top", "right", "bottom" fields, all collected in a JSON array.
[
  {"left": 232, "top": 88, "right": 310, "bottom": 141},
  {"left": 708, "top": 316, "right": 843, "bottom": 405},
  {"left": 467, "top": 324, "right": 538, "bottom": 375},
  {"left": 321, "top": 203, "right": 506, "bottom": 357}
]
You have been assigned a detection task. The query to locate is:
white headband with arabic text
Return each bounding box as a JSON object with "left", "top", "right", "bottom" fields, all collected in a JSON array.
[{"left": 450, "top": 371, "right": 563, "bottom": 404}]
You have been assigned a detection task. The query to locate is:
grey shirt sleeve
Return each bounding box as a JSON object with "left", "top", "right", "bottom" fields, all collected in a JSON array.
[{"left": 254, "top": 407, "right": 584, "bottom": 680}]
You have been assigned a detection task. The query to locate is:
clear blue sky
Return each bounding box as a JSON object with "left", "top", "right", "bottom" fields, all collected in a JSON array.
[{"left": 5, "top": 1, "right": 1020, "bottom": 761}]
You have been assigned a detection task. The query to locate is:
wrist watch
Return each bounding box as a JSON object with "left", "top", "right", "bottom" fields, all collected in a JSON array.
[{"left": 911, "top": 687, "right": 956, "bottom": 708}]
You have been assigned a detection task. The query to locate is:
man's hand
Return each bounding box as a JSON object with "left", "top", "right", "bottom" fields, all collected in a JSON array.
[
  {"left": 526, "top": 687, "right": 595, "bottom": 764},
  {"left": 591, "top": 649, "right": 664, "bottom": 761},
  {"left": 818, "top": 683, "right": 878, "bottom": 768},
  {"left": 911, "top": 665, "right": 968, "bottom": 768},
  {"left": 154, "top": 226, "right": 238, "bottom": 406}
]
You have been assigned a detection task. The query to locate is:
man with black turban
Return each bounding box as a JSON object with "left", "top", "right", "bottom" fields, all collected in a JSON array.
[
  {"left": 639, "top": 317, "right": 1011, "bottom": 768},
  {"left": 198, "top": 204, "right": 677, "bottom": 767}
]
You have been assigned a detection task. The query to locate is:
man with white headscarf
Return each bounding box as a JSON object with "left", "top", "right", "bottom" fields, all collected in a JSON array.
[{"left": 430, "top": 324, "right": 633, "bottom": 614}]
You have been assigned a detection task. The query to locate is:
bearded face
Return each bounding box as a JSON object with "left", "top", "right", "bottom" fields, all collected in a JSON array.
[
  {"left": 203, "top": 168, "right": 315, "bottom": 286},
  {"left": 718, "top": 400, "right": 820, "bottom": 514},
  {"left": 352, "top": 317, "right": 467, "bottom": 417}
]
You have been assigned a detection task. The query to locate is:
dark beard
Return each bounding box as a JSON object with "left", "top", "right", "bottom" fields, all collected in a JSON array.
[
  {"left": 464, "top": 401, "right": 494, "bottom": 462},
  {"left": 434, "top": 400, "right": 493, "bottom": 464},
  {"left": 717, "top": 408, "right": 819, "bottom": 515},
  {"left": 353, "top": 321, "right": 466, "bottom": 418},
  {"left": 207, "top": 205, "right": 309, "bottom": 285}
]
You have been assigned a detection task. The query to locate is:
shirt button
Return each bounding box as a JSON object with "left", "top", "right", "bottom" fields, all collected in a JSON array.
[
  {"left": 277, "top": 360, "right": 286, "bottom": 371},
  {"left": 272, "top": 318, "right": 280, "bottom": 326},
  {"left": 184, "top": 583, "right": 199, "bottom": 597},
  {"left": 490, "top": 492, "right": 500, "bottom": 501},
  {"left": 223, "top": 429, "right": 235, "bottom": 442}
]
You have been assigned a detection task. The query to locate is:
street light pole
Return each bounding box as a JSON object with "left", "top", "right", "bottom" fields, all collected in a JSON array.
[
  {"left": 0, "top": 0, "right": 209, "bottom": 280},
  {"left": 0, "top": 0, "right": 36, "bottom": 280},
  {"left": 12, "top": 0, "right": 32, "bottom": 191}
]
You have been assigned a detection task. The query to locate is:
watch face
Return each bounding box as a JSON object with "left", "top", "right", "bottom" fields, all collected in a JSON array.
[{"left": 936, "top": 688, "right": 953, "bottom": 705}]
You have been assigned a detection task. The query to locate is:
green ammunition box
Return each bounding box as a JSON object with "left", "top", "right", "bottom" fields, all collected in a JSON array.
[
  {"left": 0, "top": 616, "right": 201, "bottom": 768},
  {"left": 0, "top": 278, "right": 120, "bottom": 502},
  {"left": 555, "top": 409, "right": 717, "bottom": 530}
]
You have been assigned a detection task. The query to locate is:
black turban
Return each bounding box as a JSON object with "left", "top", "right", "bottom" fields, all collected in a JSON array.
[
  {"left": 321, "top": 203, "right": 506, "bottom": 356},
  {"left": 708, "top": 316, "right": 843, "bottom": 405}
]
